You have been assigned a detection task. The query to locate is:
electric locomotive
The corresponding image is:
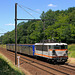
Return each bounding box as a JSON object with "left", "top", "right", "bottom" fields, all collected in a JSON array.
[{"left": 35, "top": 43, "right": 68, "bottom": 63}]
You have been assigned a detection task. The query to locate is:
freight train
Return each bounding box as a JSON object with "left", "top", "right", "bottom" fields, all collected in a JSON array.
[{"left": 6, "top": 43, "right": 68, "bottom": 63}]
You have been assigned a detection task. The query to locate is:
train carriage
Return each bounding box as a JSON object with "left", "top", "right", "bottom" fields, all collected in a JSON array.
[{"left": 6, "top": 44, "right": 35, "bottom": 56}]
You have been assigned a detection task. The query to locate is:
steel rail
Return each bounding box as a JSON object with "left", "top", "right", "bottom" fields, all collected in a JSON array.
[{"left": 5, "top": 49, "right": 69, "bottom": 75}]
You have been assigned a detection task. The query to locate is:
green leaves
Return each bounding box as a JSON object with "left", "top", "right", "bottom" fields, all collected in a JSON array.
[{"left": 0, "top": 7, "right": 75, "bottom": 44}]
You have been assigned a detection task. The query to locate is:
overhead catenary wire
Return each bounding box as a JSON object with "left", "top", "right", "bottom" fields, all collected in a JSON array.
[
  {"left": 0, "top": 27, "right": 9, "bottom": 35},
  {"left": 18, "top": 4, "right": 41, "bottom": 14},
  {"left": 0, "top": 33, "right": 5, "bottom": 34},
  {"left": 18, "top": 4, "right": 35, "bottom": 19},
  {"left": 0, "top": 27, "right": 10, "bottom": 36},
  {"left": 0, "top": 27, "right": 8, "bottom": 32}
]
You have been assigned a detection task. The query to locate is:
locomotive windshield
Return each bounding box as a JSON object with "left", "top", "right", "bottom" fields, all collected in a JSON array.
[
  {"left": 49, "top": 45, "right": 67, "bottom": 49},
  {"left": 61, "top": 45, "right": 67, "bottom": 49},
  {"left": 54, "top": 45, "right": 60, "bottom": 49}
]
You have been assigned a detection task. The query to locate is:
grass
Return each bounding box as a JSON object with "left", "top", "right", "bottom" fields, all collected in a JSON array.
[
  {"left": 0, "top": 53, "right": 25, "bottom": 75},
  {"left": 68, "top": 44, "right": 75, "bottom": 58},
  {"left": 0, "top": 44, "right": 6, "bottom": 48}
]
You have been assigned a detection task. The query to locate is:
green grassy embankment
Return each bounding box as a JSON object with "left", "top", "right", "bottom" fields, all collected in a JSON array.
[
  {"left": 0, "top": 44, "right": 6, "bottom": 48},
  {"left": 0, "top": 53, "right": 25, "bottom": 75},
  {"left": 68, "top": 44, "right": 75, "bottom": 58}
]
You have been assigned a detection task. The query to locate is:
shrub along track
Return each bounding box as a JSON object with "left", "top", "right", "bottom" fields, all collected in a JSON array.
[{"left": 0, "top": 47, "right": 75, "bottom": 75}]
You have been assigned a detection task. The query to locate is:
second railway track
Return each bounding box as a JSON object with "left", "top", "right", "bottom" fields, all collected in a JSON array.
[{"left": 0, "top": 47, "right": 75, "bottom": 75}]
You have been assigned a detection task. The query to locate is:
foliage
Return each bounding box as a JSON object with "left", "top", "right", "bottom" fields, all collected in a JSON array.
[
  {"left": 68, "top": 44, "right": 75, "bottom": 58},
  {"left": 0, "top": 7, "right": 75, "bottom": 44},
  {"left": 0, "top": 54, "right": 25, "bottom": 75}
]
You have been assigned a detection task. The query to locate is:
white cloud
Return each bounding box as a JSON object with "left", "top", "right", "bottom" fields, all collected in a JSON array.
[
  {"left": 48, "top": 4, "right": 56, "bottom": 7},
  {"left": 36, "top": 9, "right": 40, "bottom": 11},
  {"left": 5, "top": 23, "right": 15, "bottom": 26}
]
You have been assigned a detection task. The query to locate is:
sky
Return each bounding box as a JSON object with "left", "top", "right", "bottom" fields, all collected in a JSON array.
[{"left": 0, "top": 0, "right": 75, "bottom": 36}]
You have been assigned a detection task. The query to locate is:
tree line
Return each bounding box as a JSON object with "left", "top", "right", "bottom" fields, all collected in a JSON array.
[{"left": 0, "top": 7, "right": 75, "bottom": 44}]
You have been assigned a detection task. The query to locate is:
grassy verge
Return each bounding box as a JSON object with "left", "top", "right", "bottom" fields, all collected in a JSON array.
[
  {"left": 68, "top": 44, "right": 75, "bottom": 58},
  {"left": 0, "top": 44, "right": 6, "bottom": 48},
  {"left": 0, "top": 53, "right": 25, "bottom": 75}
]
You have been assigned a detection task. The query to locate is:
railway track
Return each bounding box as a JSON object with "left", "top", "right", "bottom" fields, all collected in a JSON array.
[
  {"left": 18, "top": 54, "right": 75, "bottom": 75},
  {"left": 0, "top": 47, "right": 75, "bottom": 75},
  {"left": 65, "top": 63, "right": 75, "bottom": 68},
  {"left": 59, "top": 64, "right": 75, "bottom": 72},
  {"left": 19, "top": 55, "right": 69, "bottom": 75},
  {"left": 0, "top": 48, "right": 67, "bottom": 75}
]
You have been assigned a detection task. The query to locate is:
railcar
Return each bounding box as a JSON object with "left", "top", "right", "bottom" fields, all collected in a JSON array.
[
  {"left": 6, "top": 43, "right": 68, "bottom": 63},
  {"left": 35, "top": 43, "right": 68, "bottom": 63},
  {"left": 6, "top": 44, "right": 35, "bottom": 56}
]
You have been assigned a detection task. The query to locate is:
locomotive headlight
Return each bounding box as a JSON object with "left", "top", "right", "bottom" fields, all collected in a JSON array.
[
  {"left": 52, "top": 49, "right": 56, "bottom": 55},
  {"left": 66, "top": 51, "right": 68, "bottom": 54},
  {"left": 64, "top": 51, "right": 68, "bottom": 56}
]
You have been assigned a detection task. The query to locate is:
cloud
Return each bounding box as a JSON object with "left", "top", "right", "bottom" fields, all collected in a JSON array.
[
  {"left": 48, "top": 4, "right": 56, "bottom": 7},
  {"left": 36, "top": 9, "right": 40, "bottom": 11},
  {"left": 5, "top": 23, "right": 15, "bottom": 26}
]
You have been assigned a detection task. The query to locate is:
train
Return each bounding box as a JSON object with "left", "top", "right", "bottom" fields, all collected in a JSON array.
[{"left": 6, "top": 43, "right": 68, "bottom": 63}]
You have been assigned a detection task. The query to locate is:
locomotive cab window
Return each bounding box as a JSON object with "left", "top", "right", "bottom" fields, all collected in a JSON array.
[
  {"left": 52, "top": 45, "right": 67, "bottom": 49},
  {"left": 54, "top": 45, "right": 60, "bottom": 49},
  {"left": 61, "top": 45, "right": 67, "bottom": 49}
]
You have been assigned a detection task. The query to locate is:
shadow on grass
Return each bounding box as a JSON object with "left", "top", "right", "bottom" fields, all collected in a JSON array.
[{"left": 0, "top": 58, "right": 25, "bottom": 75}]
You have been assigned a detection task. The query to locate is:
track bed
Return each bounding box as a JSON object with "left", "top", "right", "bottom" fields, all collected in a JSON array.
[{"left": 0, "top": 47, "right": 75, "bottom": 75}]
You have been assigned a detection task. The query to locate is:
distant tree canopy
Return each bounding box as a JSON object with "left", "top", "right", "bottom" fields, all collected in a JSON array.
[{"left": 0, "top": 7, "right": 75, "bottom": 44}]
